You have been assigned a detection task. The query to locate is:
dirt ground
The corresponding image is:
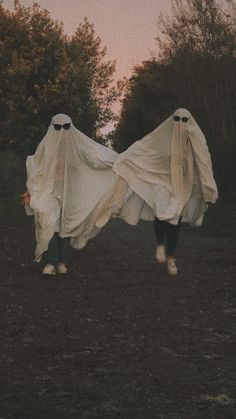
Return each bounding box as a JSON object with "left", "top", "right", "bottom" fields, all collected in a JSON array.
[{"left": 0, "top": 217, "right": 235, "bottom": 419}]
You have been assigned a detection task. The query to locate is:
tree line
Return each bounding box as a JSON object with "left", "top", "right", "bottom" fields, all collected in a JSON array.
[
  {"left": 113, "top": 0, "right": 236, "bottom": 191},
  {"left": 0, "top": 1, "right": 119, "bottom": 155},
  {"left": 1, "top": 0, "right": 235, "bottom": 191}
]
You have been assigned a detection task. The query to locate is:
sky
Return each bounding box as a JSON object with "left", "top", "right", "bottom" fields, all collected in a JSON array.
[{"left": 3, "top": 0, "right": 172, "bottom": 80}]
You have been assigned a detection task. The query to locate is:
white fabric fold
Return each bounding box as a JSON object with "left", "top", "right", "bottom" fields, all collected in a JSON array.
[
  {"left": 26, "top": 114, "right": 124, "bottom": 261},
  {"left": 113, "top": 108, "right": 218, "bottom": 226}
]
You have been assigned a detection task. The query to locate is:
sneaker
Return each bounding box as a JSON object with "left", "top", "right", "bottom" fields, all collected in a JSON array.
[
  {"left": 42, "top": 264, "right": 56, "bottom": 275},
  {"left": 167, "top": 257, "right": 178, "bottom": 276},
  {"left": 57, "top": 263, "right": 67, "bottom": 274},
  {"left": 155, "top": 245, "right": 166, "bottom": 263}
]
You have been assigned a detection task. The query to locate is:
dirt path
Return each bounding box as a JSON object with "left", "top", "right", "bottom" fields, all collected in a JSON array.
[{"left": 0, "top": 219, "right": 235, "bottom": 419}]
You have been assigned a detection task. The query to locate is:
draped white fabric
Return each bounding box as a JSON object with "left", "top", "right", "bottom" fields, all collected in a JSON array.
[
  {"left": 26, "top": 110, "right": 218, "bottom": 261},
  {"left": 113, "top": 108, "right": 218, "bottom": 226},
  {"left": 26, "top": 114, "right": 125, "bottom": 261}
]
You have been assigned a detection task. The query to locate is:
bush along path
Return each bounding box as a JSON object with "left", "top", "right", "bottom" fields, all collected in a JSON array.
[{"left": 0, "top": 214, "right": 235, "bottom": 419}]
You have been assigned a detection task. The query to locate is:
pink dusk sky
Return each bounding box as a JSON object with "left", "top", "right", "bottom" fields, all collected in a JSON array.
[{"left": 3, "top": 0, "right": 172, "bottom": 80}]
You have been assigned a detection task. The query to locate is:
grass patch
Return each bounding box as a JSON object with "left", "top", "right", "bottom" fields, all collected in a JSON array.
[
  {"left": 0, "top": 151, "right": 28, "bottom": 222},
  {"left": 0, "top": 195, "right": 28, "bottom": 222},
  {"left": 200, "top": 192, "right": 236, "bottom": 238}
]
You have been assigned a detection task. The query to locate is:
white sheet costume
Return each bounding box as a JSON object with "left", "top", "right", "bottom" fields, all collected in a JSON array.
[
  {"left": 113, "top": 108, "right": 218, "bottom": 226},
  {"left": 26, "top": 114, "right": 125, "bottom": 261}
]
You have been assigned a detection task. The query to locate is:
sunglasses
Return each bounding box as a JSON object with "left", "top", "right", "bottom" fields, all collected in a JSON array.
[
  {"left": 173, "top": 116, "right": 190, "bottom": 123},
  {"left": 53, "top": 123, "right": 71, "bottom": 130}
]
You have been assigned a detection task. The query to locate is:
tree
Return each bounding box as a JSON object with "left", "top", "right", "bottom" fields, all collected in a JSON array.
[
  {"left": 113, "top": 60, "right": 179, "bottom": 152},
  {"left": 0, "top": 2, "right": 67, "bottom": 153},
  {"left": 66, "top": 18, "right": 118, "bottom": 138},
  {"left": 156, "top": 0, "right": 236, "bottom": 148},
  {"left": 157, "top": 0, "right": 236, "bottom": 189},
  {"left": 113, "top": 0, "right": 236, "bottom": 189},
  {"left": 0, "top": 3, "right": 119, "bottom": 155}
]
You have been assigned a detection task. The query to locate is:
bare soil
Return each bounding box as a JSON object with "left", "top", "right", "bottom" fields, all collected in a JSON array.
[{"left": 0, "top": 217, "right": 235, "bottom": 419}]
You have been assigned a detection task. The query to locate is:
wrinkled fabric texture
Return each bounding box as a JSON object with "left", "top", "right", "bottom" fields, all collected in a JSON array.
[
  {"left": 113, "top": 108, "right": 218, "bottom": 226},
  {"left": 26, "top": 114, "right": 125, "bottom": 261}
]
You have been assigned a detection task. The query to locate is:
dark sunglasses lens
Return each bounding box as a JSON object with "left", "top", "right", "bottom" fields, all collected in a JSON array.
[
  {"left": 63, "top": 123, "right": 71, "bottom": 130},
  {"left": 182, "top": 117, "right": 189, "bottom": 123},
  {"left": 173, "top": 115, "right": 180, "bottom": 121},
  {"left": 54, "top": 124, "right": 62, "bottom": 130}
]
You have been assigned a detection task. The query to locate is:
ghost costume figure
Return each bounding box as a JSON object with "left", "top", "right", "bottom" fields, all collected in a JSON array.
[
  {"left": 25, "top": 113, "right": 124, "bottom": 275},
  {"left": 113, "top": 108, "right": 218, "bottom": 275}
]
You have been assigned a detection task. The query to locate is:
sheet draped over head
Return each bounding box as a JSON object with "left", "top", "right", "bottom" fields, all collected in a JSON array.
[
  {"left": 26, "top": 113, "right": 127, "bottom": 261},
  {"left": 113, "top": 108, "right": 218, "bottom": 226}
]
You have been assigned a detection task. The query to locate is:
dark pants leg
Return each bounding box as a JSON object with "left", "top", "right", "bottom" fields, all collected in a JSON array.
[
  {"left": 44, "top": 233, "right": 58, "bottom": 267},
  {"left": 154, "top": 217, "right": 181, "bottom": 257},
  {"left": 44, "top": 233, "right": 69, "bottom": 267},
  {"left": 154, "top": 218, "right": 168, "bottom": 245},
  {"left": 58, "top": 236, "right": 69, "bottom": 264},
  {"left": 166, "top": 222, "right": 180, "bottom": 257}
]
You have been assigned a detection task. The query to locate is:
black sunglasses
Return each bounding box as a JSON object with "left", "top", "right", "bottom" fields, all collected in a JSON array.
[
  {"left": 53, "top": 123, "right": 71, "bottom": 130},
  {"left": 173, "top": 116, "right": 189, "bottom": 123}
]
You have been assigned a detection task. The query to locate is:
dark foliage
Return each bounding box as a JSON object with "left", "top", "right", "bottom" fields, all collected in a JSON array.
[
  {"left": 0, "top": 3, "right": 119, "bottom": 155},
  {"left": 113, "top": 0, "right": 236, "bottom": 191}
]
